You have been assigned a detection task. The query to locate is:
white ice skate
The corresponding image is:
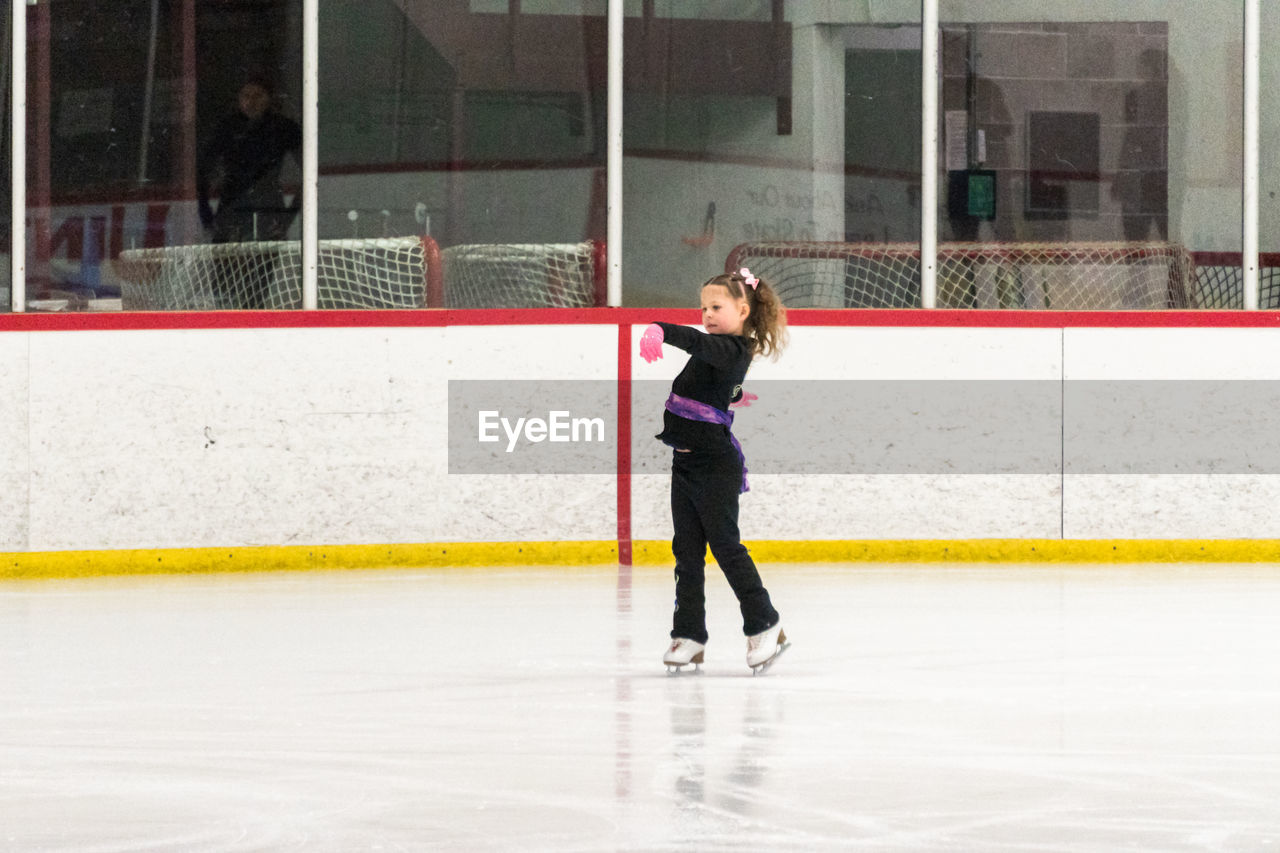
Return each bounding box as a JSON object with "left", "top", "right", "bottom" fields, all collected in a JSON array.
[
  {"left": 746, "top": 624, "right": 789, "bottom": 675},
  {"left": 664, "top": 638, "right": 706, "bottom": 674}
]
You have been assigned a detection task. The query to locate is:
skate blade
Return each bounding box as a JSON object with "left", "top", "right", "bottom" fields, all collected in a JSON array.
[
  {"left": 665, "top": 663, "right": 703, "bottom": 675},
  {"left": 750, "top": 640, "right": 791, "bottom": 676}
]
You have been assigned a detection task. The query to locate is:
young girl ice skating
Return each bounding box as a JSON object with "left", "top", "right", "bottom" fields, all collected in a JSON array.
[{"left": 639, "top": 268, "right": 788, "bottom": 674}]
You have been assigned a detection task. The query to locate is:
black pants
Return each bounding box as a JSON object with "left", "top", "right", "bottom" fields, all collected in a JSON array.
[{"left": 670, "top": 447, "right": 778, "bottom": 644}]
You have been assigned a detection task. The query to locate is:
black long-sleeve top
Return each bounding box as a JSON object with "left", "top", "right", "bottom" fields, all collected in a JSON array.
[
  {"left": 198, "top": 110, "right": 302, "bottom": 212},
  {"left": 653, "top": 322, "right": 752, "bottom": 452}
]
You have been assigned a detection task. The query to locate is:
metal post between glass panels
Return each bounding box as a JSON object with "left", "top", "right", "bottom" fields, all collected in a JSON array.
[
  {"left": 607, "top": 0, "right": 623, "bottom": 308},
  {"left": 921, "top": 0, "right": 939, "bottom": 309},
  {"left": 10, "top": 0, "right": 26, "bottom": 313},
  {"left": 302, "top": 0, "right": 319, "bottom": 310},
  {"left": 1244, "top": 0, "right": 1260, "bottom": 310}
]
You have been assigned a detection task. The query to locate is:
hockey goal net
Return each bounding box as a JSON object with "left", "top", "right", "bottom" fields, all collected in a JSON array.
[
  {"left": 116, "top": 237, "right": 441, "bottom": 310},
  {"left": 440, "top": 240, "right": 607, "bottom": 308},
  {"left": 725, "top": 242, "right": 1197, "bottom": 310},
  {"left": 1186, "top": 252, "right": 1280, "bottom": 309}
]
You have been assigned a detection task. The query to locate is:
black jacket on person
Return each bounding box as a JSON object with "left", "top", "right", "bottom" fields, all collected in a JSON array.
[
  {"left": 198, "top": 110, "right": 301, "bottom": 241},
  {"left": 653, "top": 322, "right": 751, "bottom": 453}
]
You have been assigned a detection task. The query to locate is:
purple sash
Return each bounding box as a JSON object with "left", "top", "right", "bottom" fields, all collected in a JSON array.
[{"left": 664, "top": 392, "right": 749, "bottom": 494}]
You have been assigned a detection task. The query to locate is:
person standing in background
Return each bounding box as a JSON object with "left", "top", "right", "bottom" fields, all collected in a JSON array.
[
  {"left": 198, "top": 76, "right": 301, "bottom": 245},
  {"left": 196, "top": 76, "right": 302, "bottom": 308}
]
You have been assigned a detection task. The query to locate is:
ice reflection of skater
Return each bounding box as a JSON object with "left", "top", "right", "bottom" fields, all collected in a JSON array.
[
  {"left": 724, "top": 688, "right": 780, "bottom": 814},
  {"left": 668, "top": 677, "right": 706, "bottom": 809},
  {"left": 666, "top": 682, "right": 782, "bottom": 829}
]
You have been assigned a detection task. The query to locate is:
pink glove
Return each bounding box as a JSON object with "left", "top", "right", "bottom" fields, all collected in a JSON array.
[
  {"left": 639, "top": 323, "right": 664, "bottom": 363},
  {"left": 730, "top": 390, "right": 758, "bottom": 409}
]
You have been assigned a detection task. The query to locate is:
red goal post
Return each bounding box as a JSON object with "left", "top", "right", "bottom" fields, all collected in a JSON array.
[{"left": 725, "top": 241, "right": 1206, "bottom": 310}]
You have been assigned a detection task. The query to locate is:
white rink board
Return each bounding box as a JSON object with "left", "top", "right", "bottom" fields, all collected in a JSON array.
[
  {"left": 0, "top": 333, "right": 30, "bottom": 550},
  {"left": 1061, "top": 327, "right": 1280, "bottom": 539},
  {"left": 446, "top": 324, "right": 616, "bottom": 381},
  {"left": 15, "top": 324, "right": 616, "bottom": 551},
  {"left": 631, "top": 325, "right": 1064, "bottom": 542},
  {"left": 25, "top": 328, "right": 450, "bottom": 550},
  {"left": 633, "top": 474, "right": 1062, "bottom": 542},
  {"left": 1065, "top": 475, "right": 1280, "bottom": 539},
  {"left": 745, "top": 325, "right": 1064, "bottom": 381},
  {"left": 440, "top": 324, "right": 617, "bottom": 541},
  {"left": 5, "top": 321, "right": 1280, "bottom": 552},
  {"left": 1065, "top": 327, "right": 1280, "bottom": 380},
  {"left": 631, "top": 324, "right": 1064, "bottom": 382}
]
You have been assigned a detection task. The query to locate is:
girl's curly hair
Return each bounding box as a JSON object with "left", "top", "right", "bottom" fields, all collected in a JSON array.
[{"left": 702, "top": 269, "right": 788, "bottom": 359}]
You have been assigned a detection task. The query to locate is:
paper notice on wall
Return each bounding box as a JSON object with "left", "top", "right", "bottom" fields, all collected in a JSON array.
[{"left": 945, "top": 110, "right": 969, "bottom": 171}]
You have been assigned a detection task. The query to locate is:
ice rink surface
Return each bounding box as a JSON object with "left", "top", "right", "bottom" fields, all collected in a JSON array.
[{"left": 4, "top": 561, "right": 1280, "bottom": 851}]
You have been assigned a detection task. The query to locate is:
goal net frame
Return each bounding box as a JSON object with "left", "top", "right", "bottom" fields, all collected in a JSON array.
[
  {"left": 116, "top": 236, "right": 443, "bottom": 311},
  {"left": 116, "top": 237, "right": 607, "bottom": 310},
  {"left": 439, "top": 240, "right": 607, "bottom": 309},
  {"left": 1186, "top": 251, "right": 1280, "bottom": 309},
  {"left": 725, "top": 241, "right": 1198, "bottom": 310}
]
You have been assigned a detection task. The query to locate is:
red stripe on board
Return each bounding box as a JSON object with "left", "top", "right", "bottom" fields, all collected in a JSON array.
[
  {"left": 7, "top": 307, "right": 1280, "bottom": 333},
  {"left": 616, "top": 324, "right": 633, "bottom": 567},
  {"left": 781, "top": 309, "right": 1280, "bottom": 328},
  {"left": 0, "top": 307, "right": 694, "bottom": 332},
  {"left": 0, "top": 310, "right": 446, "bottom": 332}
]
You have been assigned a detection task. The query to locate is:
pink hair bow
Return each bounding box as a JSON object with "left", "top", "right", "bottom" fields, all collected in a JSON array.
[{"left": 739, "top": 267, "right": 759, "bottom": 290}]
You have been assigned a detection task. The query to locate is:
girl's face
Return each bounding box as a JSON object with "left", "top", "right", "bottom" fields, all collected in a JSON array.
[{"left": 700, "top": 284, "right": 749, "bottom": 335}]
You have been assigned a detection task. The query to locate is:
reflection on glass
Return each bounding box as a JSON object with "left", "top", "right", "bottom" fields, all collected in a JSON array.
[
  {"left": 1115, "top": 49, "right": 1169, "bottom": 243},
  {"left": 190, "top": 75, "right": 303, "bottom": 309},
  {"left": 1259, "top": 4, "right": 1280, "bottom": 308},
  {"left": 317, "top": 0, "right": 607, "bottom": 309},
  {"left": 635, "top": 3, "right": 1243, "bottom": 311},
  {"left": 9, "top": 3, "right": 1253, "bottom": 313},
  {"left": 22, "top": 0, "right": 300, "bottom": 312},
  {"left": 938, "top": 7, "right": 1241, "bottom": 309},
  {"left": 625, "top": 5, "right": 920, "bottom": 308},
  {"left": 1, "top": 4, "right": 9, "bottom": 312},
  {"left": 936, "top": 23, "right": 1168, "bottom": 309}
]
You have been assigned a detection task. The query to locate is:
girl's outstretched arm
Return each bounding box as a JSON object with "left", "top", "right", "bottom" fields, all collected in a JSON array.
[{"left": 653, "top": 322, "right": 749, "bottom": 369}]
